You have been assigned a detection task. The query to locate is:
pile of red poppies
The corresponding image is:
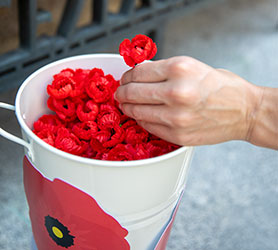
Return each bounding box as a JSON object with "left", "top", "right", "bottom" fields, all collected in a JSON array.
[{"left": 33, "top": 34, "right": 180, "bottom": 161}]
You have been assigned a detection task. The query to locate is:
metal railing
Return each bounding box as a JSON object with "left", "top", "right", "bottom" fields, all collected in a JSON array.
[{"left": 0, "top": 0, "right": 207, "bottom": 91}]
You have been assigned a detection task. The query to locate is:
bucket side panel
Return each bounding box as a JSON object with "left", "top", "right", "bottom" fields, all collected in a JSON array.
[{"left": 23, "top": 156, "right": 130, "bottom": 250}]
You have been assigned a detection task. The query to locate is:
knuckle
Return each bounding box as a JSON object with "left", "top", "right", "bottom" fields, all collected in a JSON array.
[
  {"left": 167, "top": 85, "right": 186, "bottom": 103},
  {"left": 182, "top": 88, "right": 200, "bottom": 106},
  {"left": 168, "top": 56, "right": 196, "bottom": 75},
  {"left": 167, "top": 84, "right": 200, "bottom": 106}
]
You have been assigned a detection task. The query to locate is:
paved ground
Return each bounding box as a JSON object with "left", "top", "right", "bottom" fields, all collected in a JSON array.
[{"left": 0, "top": 0, "right": 277, "bottom": 249}]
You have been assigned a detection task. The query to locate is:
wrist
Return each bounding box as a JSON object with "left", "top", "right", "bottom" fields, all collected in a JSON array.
[{"left": 246, "top": 85, "right": 278, "bottom": 149}]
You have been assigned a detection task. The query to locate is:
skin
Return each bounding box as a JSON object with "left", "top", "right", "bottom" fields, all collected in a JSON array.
[{"left": 114, "top": 56, "right": 278, "bottom": 150}]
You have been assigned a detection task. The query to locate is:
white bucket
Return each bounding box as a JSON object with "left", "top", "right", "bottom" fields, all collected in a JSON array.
[{"left": 0, "top": 54, "right": 194, "bottom": 250}]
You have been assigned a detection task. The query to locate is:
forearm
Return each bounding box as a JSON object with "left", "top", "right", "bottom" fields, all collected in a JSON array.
[{"left": 248, "top": 86, "right": 278, "bottom": 150}]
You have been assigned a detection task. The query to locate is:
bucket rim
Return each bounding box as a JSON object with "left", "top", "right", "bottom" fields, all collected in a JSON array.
[{"left": 15, "top": 53, "right": 189, "bottom": 167}]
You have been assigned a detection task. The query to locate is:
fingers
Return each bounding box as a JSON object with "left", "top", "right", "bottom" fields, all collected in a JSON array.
[
  {"left": 120, "top": 60, "right": 168, "bottom": 85},
  {"left": 115, "top": 82, "right": 165, "bottom": 104},
  {"left": 120, "top": 56, "right": 212, "bottom": 85},
  {"left": 120, "top": 103, "right": 172, "bottom": 126}
]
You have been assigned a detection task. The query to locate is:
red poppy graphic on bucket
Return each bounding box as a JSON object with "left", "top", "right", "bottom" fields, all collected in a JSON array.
[{"left": 23, "top": 156, "right": 130, "bottom": 250}]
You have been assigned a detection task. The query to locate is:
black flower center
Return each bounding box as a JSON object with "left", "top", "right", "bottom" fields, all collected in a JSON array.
[{"left": 44, "top": 215, "right": 75, "bottom": 248}]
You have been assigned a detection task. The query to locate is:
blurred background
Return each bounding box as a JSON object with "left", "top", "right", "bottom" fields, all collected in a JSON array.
[{"left": 0, "top": 0, "right": 278, "bottom": 249}]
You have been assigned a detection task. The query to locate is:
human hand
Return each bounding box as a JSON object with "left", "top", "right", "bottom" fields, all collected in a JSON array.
[{"left": 114, "top": 56, "right": 263, "bottom": 146}]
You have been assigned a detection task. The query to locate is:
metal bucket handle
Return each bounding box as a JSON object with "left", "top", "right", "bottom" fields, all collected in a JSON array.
[{"left": 0, "top": 102, "right": 34, "bottom": 161}]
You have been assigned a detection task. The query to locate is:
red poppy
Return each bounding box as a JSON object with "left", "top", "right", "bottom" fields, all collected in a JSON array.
[
  {"left": 97, "top": 104, "right": 121, "bottom": 130},
  {"left": 55, "top": 127, "right": 88, "bottom": 156},
  {"left": 35, "top": 129, "right": 56, "bottom": 146},
  {"left": 47, "top": 69, "right": 75, "bottom": 99},
  {"left": 23, "top": 156, "right": 130, "bottom": 250},
  {"left": 106, "top": 144, "right": 136, "bottom": 161},
  {"left": 88, "top": 68, "right": 105, "bottom": 78},
  {"left": 76, "top": 100, "right": 99, "bottom": 122},
  {"left": 120, "top": 114, "right": 131, "bottom": 125},
  {"left": 71, "top": 69, "right": 90, "bottom": 99},
  {"left": 89, "top": 130, "right": 111, "bottom": 153},
  {"left": 121, "top": 120, "right": 137, "bottom": 129},
  {"left": 47, "top": 68, "right": 91, "bottom": 100},
  {"left": 145, "top": 140, "right": 170, "bottom": 158},
  {"left": 102, "top": 125, "right": 125, "bottom": 148},
  {"left": 72, "top": 121, "right": 98, "bottom": 141},
  {"left": 98, "top": 103, "right": 121, "bottom": 116},
  {"left": 119, "top": 34, "right": 157, "bottom": 67},
  {"left": 133, "top": 144, "right": 150, "bottom": 160},
  {"left": 47, "top": 97, "right": 77, "bottom": 122},
  {"left": 111, "top": 79, "right": 120, "bottom": 93},
  {"left": 124, "top": 125, "right": 149, "bottom": 145},
  {"left": 81, "top": 144, "right": 98, "bottom": 159},
  {"left": 33, "top": 114, "right": 63, "bottom": 134},
  {"left": 106, "top": 143, "right": 149, "bottom": 161},
  {"left": 85, "top": 71, "right": 114, "bottom": 104},
  {"left": 98, "top": 112, "right": 120, "bottom": 130}
]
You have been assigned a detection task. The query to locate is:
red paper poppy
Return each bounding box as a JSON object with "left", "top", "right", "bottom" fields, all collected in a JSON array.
[
  {"left": 55, "top": 127, "right": 88, "bottom": 156},
  {"left": 33, "top": 114, "right": 63, "bottom": 134},
  {"left": 124, "top": 125, "right": 149, "bottom": 145},
  {"left": 81, "top": 144, "right": 98, "bottom": 159},
  {"left": 71, "top": 68, "right": 90, "bottom": 99},
  {"left": 105, "top": 143, "right": 149, "bottom": 161},
  {"left": 119, "top": 34, "right": 157, "bottom": 67},
  {"left": 85, "top": 70, "right": 114, "bottom": 104},
  {"left": 112, "top": 79, "right": 120, "bottom": 93},
  {"left": 47, "top": 68, "right": 90, "bottom": 100},
  {"left": 23, "top": 157, "right": 130, "bottom": 250},
  {"left": 120, "top": 114, "right": 131, "bottom": 125},
  {"left": 47, "top": 69, "right": 75, "bottom": 99},
  {"left": 145, "top": 140, "right": 170, "bottom": 158},
  {"left": 72, "top": 121, "right": 98, "bottom": 141},
  {"left": 99, "top": 103, "right": 121, "bottom": 116},
  {"left": 36, "top": 129, "right": 56, "bottom": 146},
  {"left": 89, "top": 130, "right": 111, "bottom": 153},
  {"left": 133, "top": 144, "right": 150, "bottom": 160},
  {"left": 88, "top": 68, "right": 105, "bottom": 78},
  {"left": 76, "top": 100, "right": 99, "bottom": 122},
  {"left": 121, "top": 120, "right": 137, "bottom": 129},
  {"left": 98, "top": 112, "right": 120, "bottom": 130},
  {"left": 47, "top": 97, "right": 77, "bottom": 122},
  {"left": 106, "top": 144, "right": 136, "bottom": 161},
  {"left": 97, "top": 104, "right": 121, "bottom": 130},
  {"left": 102, "top": 125, "right": 125, "bottom": 148}
]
